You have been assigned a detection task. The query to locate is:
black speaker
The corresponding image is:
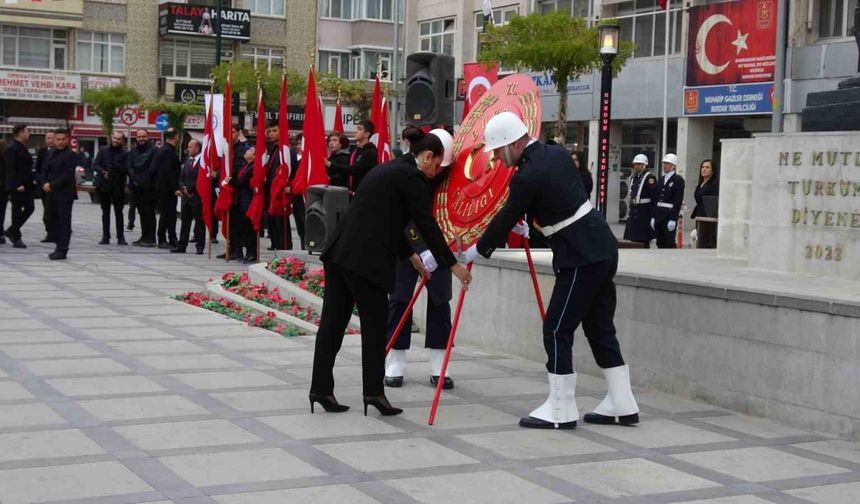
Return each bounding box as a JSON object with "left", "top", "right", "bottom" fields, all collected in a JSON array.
[
  {"left": 305, "top": 185, "right": 350, "bottom": 253},
  {"left": 405, "top": 52, "right": 455, "bottom": 127}
]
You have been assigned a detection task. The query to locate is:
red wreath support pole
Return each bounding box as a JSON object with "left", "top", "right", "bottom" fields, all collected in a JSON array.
[
  {"left": 385, "top": 275, "right": 428, "bottom": 356},
  {"left": 523, "top": 239, "right": 546, "bottom": 320},
  {"left": 428, "top": 262, "right": 473, "bottom": 425}
]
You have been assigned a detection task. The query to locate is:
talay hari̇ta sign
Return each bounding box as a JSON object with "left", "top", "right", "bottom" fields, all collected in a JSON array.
[
  {"left": 159, "top": 2, "right": 251, "bottom": 41},
  {"left": 683, "top": 0, "right": 776, "bottom": 116}
]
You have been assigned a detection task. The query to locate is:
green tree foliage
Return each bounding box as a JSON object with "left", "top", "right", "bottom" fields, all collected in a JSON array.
[
  {"left": 141, "top": 100, "right": 204, "bottom": 151},
  {"left": 479, "top": 12, "right": 633, "bottom": 143},
  {"left": 82, "top": 85, "right": 141, "bottom": 136}
]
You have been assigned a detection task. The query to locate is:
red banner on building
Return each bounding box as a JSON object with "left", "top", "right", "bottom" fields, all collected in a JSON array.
[{"left": 685, "top": 0, "right": 776, "bottom": 87}]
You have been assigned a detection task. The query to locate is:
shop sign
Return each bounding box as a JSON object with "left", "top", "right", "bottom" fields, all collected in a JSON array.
[
  {"left": 84, "top": 75, "right": 122, "bottom": 90},
  {"left": 159, "top": 2, "right": 251, "bottom": 41},
  {"left": 175, "top": 83, "right": 210, "bottom": 105},
  {"left": 683, "top": 82, "right": 774, "bottom": 116},
  {"left": 0, "top": 70, "right": 81, "bottom": 103}
]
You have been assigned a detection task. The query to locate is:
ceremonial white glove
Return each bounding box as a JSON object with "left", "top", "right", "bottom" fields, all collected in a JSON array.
[
  {"left": 420, "top": 250, "right": 437, "bottom": 274},
  {"left": 650, "top": 218, "right": 655, "bottom": 230},
  {"left": 511, "top": 220, "right": 530, "bottom": 239},
  {"left": 463, "top": 244, "right": 481, "bottom": 264},
  {"left": 668, "top": 220, "right": 677, "bottom": 232}
]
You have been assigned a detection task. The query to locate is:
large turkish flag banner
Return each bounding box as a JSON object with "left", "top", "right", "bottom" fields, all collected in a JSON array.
[
  {"left": 462, "top": 62, "right": 498, "bottom": 121},
  {"left": 686, "top": 0, "right": 777, "bottom": 87}
]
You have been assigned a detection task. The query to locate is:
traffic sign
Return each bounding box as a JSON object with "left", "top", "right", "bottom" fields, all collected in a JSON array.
[
  {"left": 155, "top": 114, "right": 170, "bottom": 131},
  {"left": 118, "top": 107, "right": 138, "bottom": 126}
]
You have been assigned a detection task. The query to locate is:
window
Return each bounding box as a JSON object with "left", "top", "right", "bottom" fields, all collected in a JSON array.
[
  {"left": 611, "top": 0, "right": 682, "bottom": 58},
  {"left": 475, "top": 6, "right": 519, "bottom": 71},
  {"left": 76, "top": 31, "right": 124, "bottom": 74},
  {"left": 247, "top": 0, "right": 285, "bottom": 17},
  {"left": 320, "top": 0, "right": 352, "bottom": 19},
  {"left": 362, "top": 0, "right": 393, "bottom": 20},
  {"left": 819, "top": 0, "right": 857, "bottom": 38},
  {"left": 242, "top": 46, "right": 284, "bottom": 70},
  {"left": 161, "top": 38, "right": 227, "bottom": 79},
  {"left": 419, "top": 18, "right": 455, "bottom": 55},
  {"left": 319, "top": 50, "right": 350, "bottom": 78},
  {"left": 0, "top": 24, "right": 66, "bottom": 70},
  {"left": 364, "top": 50, "right": 391, "bottom": 80},
  {"left": 539, "top": 0, "right": 587, "bottom": 18}
]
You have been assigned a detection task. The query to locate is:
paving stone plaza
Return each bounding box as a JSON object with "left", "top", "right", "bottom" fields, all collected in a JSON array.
[{"left": 1, "top": 203, "right": 859, "bottom": 504}]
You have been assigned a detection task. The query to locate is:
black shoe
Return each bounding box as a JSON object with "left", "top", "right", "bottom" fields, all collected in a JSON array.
[
  {"left": 170, "top": 247, "right": 186, "bottom": 254},
  {"left": 135, "top": 240, "right": 156, "bottom": 248},
  {"left": 431, "top": 376, "right": 454, "bottom": 390},
  {"left": 48, "top": 251, "right": 67, "bottom": 260},
  {"left": 229, "top": 252, "right": 243, "bottom": 261},
  {"left": 211, "top": 238, "right": 219, "bottom": 244},
  {"left": 309, "top": 393, "right": 350, "bottom": 413},
  {"left": 117, "top": 239, "right": 128, "bottom": 246},
  {"left": 216, "top": 252, "right": 227, "bottom": 259},
  {"left": 242, "top": 256, "right": 257, "bottom": 264},
  {"left": 126, "top": 223, "right": 135, "bottom": 231},
  {"left": 0, "top": 235, "right": 5, "bottom": 244},
  {"left": 99, "top": 237, "right": 110, "bottom": 245},
  {"left": 519, "top": 416, "right": 577, "bottom": 430},
  {"left": 157, "top": 242, "right": 172, "bottom": 250},
  {"left": 583, "top": 412, "right": 640, "bottom": 426},
  {"left": 41, "top": 236, "right": 55, "bottom": 243},
  {"left": 363, "top": 394, "right": 403, "bottom": 416},
  {"left": 12, "top": 239, "right": 27, "bottom": 249},
  {"left": 267, "top": 245, "right": 276, "bottom": 251},
  {"left": 195, "top": 249, "right": 205, "bottom": 255},
  {"left": 384, "top": 376, "right": 404, "bottom": 388}
]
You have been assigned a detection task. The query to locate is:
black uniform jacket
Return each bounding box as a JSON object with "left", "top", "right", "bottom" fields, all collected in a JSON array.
[
  {"left": 180, "top": 156, "right": 201, "bottom": 200},
  {"left": 128, "top": 141, "right": 156, "bottom": 189},
  {"left": 154, "top": 144, "right": 181, "bottom": 197},
  {"left": 45, "top": 148, "right": 78, "bottom": 203},
  {"left": 321, "top": 154, "right": 457, "bottom": 293},
  {"left": 691, "top": 178, "right": 718, "bottom": 219},
  {"left": 623, "top": 170, "right": 657, "bottom": 242},
  {"left": 93, "top": 145, "right": 128, "bottom": 193},
  {"left": 5, "top": 140, "right": 36, "bottom": 193},
  {"left": 230, "top": 162, "right": 254, "bottom": 212},
  {"left": 326, "top": 149, "right": 351, "bottom": 188},
  {"left": 476, "top": 142, "right": 617, "bottom": 270},
  {"left": 328, "top": 142, "right": 377, "bottom": 190},
  {"left": 654, "top": 172, "right": 685, "bottom": 224}
]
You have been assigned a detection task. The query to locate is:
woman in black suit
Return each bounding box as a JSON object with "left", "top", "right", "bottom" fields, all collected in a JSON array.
[
  {"left": 571, "top": 150, "right": 592, "bottom": 197},
  {"left": 228, "top": 146, "right": 257, "bottom": 263},
  {"left": 691, "top": 159, "right": 719, "bottom": 248},
  {"left": 310, "top": 131, "right": 472, "bottom": 416}
]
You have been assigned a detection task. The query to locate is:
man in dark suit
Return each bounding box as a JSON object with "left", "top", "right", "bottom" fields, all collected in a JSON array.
[
  {"left": 325, "top": 120, "right": 378, "bottom": 193},
  {"left": 310, "top": 133, "right": 471, "bottom": 416},
  {"left": 94, "top": 131, "right": 129, "bottom": 245},
  {"left": 464, "top": 112, "right": 640, "bottom": 430},
  {"left": 34, "top": 131, "right": 54, "bottom": 242},
  {"left": 652, "top": 153, "right": 685, "bottom": 249},
  {"left": 4, "top": 124, "right": 37, "bottom": 248},
  {"left": 154, "top": 128, "right": 182, "bottom": 249},
  {"left": 41, "top": 128, "right": 77, "bottom": 260},
  {"left": 128, "top": 130, "right": 157, "bottom": 247},
  {"left": 263, "top": 120, "right": 298, "bottom": 251},
  {"left": 172, "top": 139, "right": 205, "bottom": 255},
  {"left": 217, "top": 125, "right": 250, "bottom": 260},
  {"left": 623, "top": 153, "right": 657, "bottom": 248}
]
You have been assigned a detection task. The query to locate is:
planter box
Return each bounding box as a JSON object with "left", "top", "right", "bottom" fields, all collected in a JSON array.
[{"left": 205, "top": 281, "right": 320, "bottom": 335}]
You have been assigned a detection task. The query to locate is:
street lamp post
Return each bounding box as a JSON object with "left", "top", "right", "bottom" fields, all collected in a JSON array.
[{"left": 595, "top": 23, "right": 620, "bottom": 218}]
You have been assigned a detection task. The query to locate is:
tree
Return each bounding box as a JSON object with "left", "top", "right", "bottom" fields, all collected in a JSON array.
[
  {"left": 82, "top": 85, "right": 141, "bottom": 136},
  {"left": 479, "top": 12, "right": 633, "bottom": 143},
  {"left": 141, "top": 100, "right": 204, "bottom": 151}
]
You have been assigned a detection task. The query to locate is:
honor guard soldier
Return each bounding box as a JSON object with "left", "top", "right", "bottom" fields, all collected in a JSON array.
[
  {"left": 464, "top": 112, "right": 639, "bottom": 430},
  {"left": 651, "top": 153, "right": 685, "bottom": 249},
  {"left": 623, "top": 154, "right": 657, "bottom": 248},
  {"left": 385, "top": 129, "right": 456, "bottom": 390}
]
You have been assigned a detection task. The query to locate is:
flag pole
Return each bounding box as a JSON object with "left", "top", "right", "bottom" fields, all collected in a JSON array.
[
  {"left": 256, "top": 72, "right": 263, "bottom": 264},
  {"left": 225, "top": 65, "right": 233, "bottom": 263},
  {"left": 661, "top": 1, "right": 670, "bottom": 160},
  {"left": 523, "top": 239, "right": 545, "bottom": 320},
  {"left": 208, "top": 74, "right": 215, "bottom": 261},
  {"left": 385, "top": 276, "right": 428, "bottom": 355}
]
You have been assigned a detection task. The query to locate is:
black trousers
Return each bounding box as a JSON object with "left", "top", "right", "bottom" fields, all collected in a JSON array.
[
  {"left": 386, "top": 271, "right": 452, "bottom": 350},
  {"left": 99, "top": 190, "right": 125, "bottom": 240},
  {"left": 0, "top": 190, "right": 7, "bottom": 237},
  {"left": 126, "top": 188, "right": 136, "bottom": 227},
  {"left": 655, "top": 221, "right": 676, "bottom": 249},
  {"left": 134, "top": 187, "right": 157, "bottom": 243},
  {"left": 268, "top": 213, "right": 291, "bottom": 250},
  {"left": 236, "top": 210, "right": 257, "bottom": 259},
  {"left": 178, "top": 196, "right": 205, "bottom": 252},
  {"left": 542, "top": 257, "right": 625, "bottom": 375},
  {"left": 52, "top": 199, "right": 73, "bottom": 253},
  {"left": 156, "top": 194, "right": 178, "bottom": 245},
  {"left": 312, "top": 262, "right": 388, "bottom": 397},
  {"left": 292, "top": 196, "right": 305, "bottom": 249},
  {"left": 42, "top": 192, "right": 53, "bottom": 238},
  {"left": 7, "top": 191, "right": 35, "bottom": 240}
]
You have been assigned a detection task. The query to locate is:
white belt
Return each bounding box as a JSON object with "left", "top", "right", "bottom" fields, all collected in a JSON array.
[
  {"left": 657, "top": 202, "right": 674, "bottom": 209},
  {"left": 538, "top": 200, "right": 593, "bottom": 237},
  {"left": 631, "top": 198, "right": 651, "bottom": 205}
]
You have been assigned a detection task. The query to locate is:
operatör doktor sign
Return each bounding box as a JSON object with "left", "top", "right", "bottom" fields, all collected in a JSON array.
[{"left": 0, "top": 70, "right": 81, "bottom": 103}]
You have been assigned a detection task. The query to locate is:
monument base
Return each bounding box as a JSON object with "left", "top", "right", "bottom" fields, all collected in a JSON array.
[{"left": 801, "top": 86, "right": 860, "bottom": 131}]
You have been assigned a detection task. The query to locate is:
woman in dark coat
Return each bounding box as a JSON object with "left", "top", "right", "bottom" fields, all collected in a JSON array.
[
  {"left": 229, "top": 146, "right": 257, "bottom": 263},
  {"left": 691, "top": 159, "right": 719, "bottom": 248},
  {"left": 571, "top": 150, "right": 592, "bottom": 196},
  {"left": 326, "top": 133, "right": 351, "bottom": 188}
]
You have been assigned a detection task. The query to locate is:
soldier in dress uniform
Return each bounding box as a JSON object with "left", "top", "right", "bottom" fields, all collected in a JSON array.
[
  {"left": 463, "top": 112, "right": 640, "bottom": 430},
  {"left": 651, "top": 153, "right": 685, "bottom": 249},
  {"left": 623, "top": 154, "right": 657, "bottom": 248}
]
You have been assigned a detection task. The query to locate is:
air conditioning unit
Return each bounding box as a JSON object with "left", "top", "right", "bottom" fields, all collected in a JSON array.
[{"left": 618, "top": 177, "right": 629, "bottom": 221}]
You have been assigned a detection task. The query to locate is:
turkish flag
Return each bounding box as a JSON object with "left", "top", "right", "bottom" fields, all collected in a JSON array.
[
  {"left": 685, "top": 0, "right": 777, "bottom": 87},
  {"left": 246, "top": 87, "right": 267, "bottom": 233},
  {"left": 462, "top": 62, "right": 498, "bottom": 121},
  {"left": 291, "top": 67, "right": 329, "bottom": 196}
]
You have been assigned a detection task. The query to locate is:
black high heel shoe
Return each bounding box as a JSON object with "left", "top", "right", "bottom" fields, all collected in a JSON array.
[
  {"left": 363, "top": 394, "right": 403, "bottom": 416},
  {"left": 309, "top": 393, "right": 350, "bottom": 413}
]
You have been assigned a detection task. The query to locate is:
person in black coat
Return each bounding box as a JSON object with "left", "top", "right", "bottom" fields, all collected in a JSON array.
[
  {"left": 325, "top": 120, "right": 377, "bottom": 192},
  {"left": 128, "top": 131, "right": 157, "bottom": 246},
  {"left": 571, "top": 150, "right": 593, "bottom": 196},
  {"left": 263, "top": 120, "right": 298, "bottom": 251},
  {"left": 691, "top": 159, "right": 719, "bottom": 248},
  {"left": 34, "top": 131, "right": 54, "bottom": 241},
  {"left": 153, "top": 129, "right": 181, "bottom": 249},
  {"left": 623, "top": 153, "right": 657, "bottom": 247},
  {"left": 41, "top": 128, "right": 77, "bottom": 260},
  {"left": 310, "top": 134, "right": 472, "bottom": 417},
  {"left": 218, "top": 125, "right": 251, "bottom": 259},
  {"left": 464, "top": 112, "right": 639, "bottom": 431},
  {"left": 172, "top": 139, "right": 205, "bottom": 255},
  {"left": 652, "top": 153, "right": 685, "bottom": 249},
  {"left": 325, "top": 132, "right": 351, "bottom": 189},
  {"left": 94, "top": 131, "right": 129, "bottom": 245},
  {"left": 228, "top": 147, "right": 257, "bottom": 263},
  {"left": 4, "top": 124, "right": 37, "bottom": 248}
]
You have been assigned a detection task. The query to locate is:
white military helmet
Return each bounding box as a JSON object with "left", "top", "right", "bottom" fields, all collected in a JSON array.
[
  {"left": 428, "top": 128, "right": 454, "bottom": 167},
  {"left": 633, "top": 154, "right": 649, "bottom": 165},
  {"left": 662, "top": 153, "right": 679, "bottom": 166},
  {"left": 483, "top": 112, "right": 529, "bottom": 153}
]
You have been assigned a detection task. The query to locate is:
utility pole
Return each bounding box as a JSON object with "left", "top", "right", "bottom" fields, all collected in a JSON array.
[{"left": 391, "top": 0, "right": 400, "bottom": 148}]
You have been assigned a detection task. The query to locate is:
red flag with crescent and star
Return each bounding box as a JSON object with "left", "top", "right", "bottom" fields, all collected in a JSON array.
[
  {"left": 462, "top": 62, "right": 498, "bottom": 121},
  {"left": 685, "top": 0, "right": 777, "bottom": 87}
]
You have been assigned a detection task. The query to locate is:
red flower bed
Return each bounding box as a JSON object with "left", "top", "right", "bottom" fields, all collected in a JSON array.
[
  {"left": 268, "top": 257, "right": 325, "bottom": 297},
  {"left": 174, "top": 291, "right": 306, "bottom": 337},
  {"left": 221, "top": 272, "right": 321, "bottom": 325}
]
